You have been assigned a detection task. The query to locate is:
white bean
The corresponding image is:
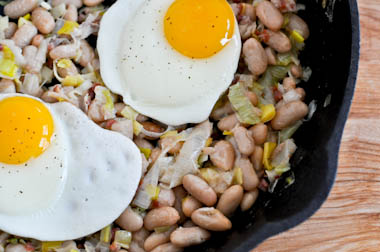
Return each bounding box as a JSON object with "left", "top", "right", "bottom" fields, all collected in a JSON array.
[
  {"left": 170, "top": 227, "right": 210, "bottom": 247},
  {"left": 64, "top": 4, "right": 78, "bottom": 22},
  {"left": 243, "top": 38, "right": 268, "bottom": 76},
  {"left": 83, "top": 0, "right": 104, "bottom": 7},
  {"left": 191, "top": 207, "right": 232, "bottom": 231},
  {"left": 182, "top": 196, "right": 202, "bottom": 217},
  {"left": 144, "top": 225, "right": 176, "bottom": 251},
  {"left": 151, "top": 243, "right": 183, "bottom": 252},
  {"left": 52, "top": 0, "right": 82, "bottom": 8},
  {"left": 0, "top": 79, "right": 16, "bottom": 94},
  {"left": 216, "top": 185, "right": 244, "bottom": 216},
  {"left": 4, "top": 0, "right": 38, "bottom": 19},
  {"left": 156, "top": 188, "right": 176, "bottom": 207},
  {"left": 144, "top": 207, "right": 180, "bottom": 231},
  {"left": 49, "top": 44, "right": 77, "bottom": 60},
  {"left": 237, "top": 157, "right": 259, "bottom": 191},
  {"left": 77, "top": 40, "right": 95, "bottom": 67},
  {"left": 32, "top": 7, "right": 55, "bottom": 34},
  {"left": 210, "top": 140, "right": 235, "bottom": 171},
  {"left": 182, "top": 174, "right": 217, "bottom": 207},
  {"left": 217, "top": 113, "right": 239, "bottom": 131},
  {"left": 232, "top": 126, "right": 255, "bottom": 156},
  {"left": 256, "top": 1, "right": 284, "bottom": 31},
  {"left": 4, "top": 22, "right": 17, "bottom": 39},
  {"left": 116, "top": 206, "right": 143, "bottom": 232},
  {"left": 12, "top": 23, "right": 38, "bottom": 48},
  {"left": 240, "top": 189, "right": 259, "bottom": 211}
]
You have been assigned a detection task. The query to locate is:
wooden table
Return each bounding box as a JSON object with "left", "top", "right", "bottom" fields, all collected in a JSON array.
[{"left": 253, "top": 0, "right": 380, "bottom": 251}]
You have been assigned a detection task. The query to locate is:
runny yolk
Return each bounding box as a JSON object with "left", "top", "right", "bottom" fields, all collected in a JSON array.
[
  {"left": 164, "top": 0, "right": 235, "bottom": 59},
  {"left": 0, "top": 96, "right": 54, "bottom": 165}
]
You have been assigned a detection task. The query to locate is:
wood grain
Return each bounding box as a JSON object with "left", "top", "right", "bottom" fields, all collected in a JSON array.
[{"left": 253, "top": 0, "right": 380, "bottom": 251}]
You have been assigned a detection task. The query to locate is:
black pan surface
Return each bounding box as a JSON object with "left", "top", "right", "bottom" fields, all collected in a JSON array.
[{"left": 190, "top": 0, "right": 360, "bottom": 250}]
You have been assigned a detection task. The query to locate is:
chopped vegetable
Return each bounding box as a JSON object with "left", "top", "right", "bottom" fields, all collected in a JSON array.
[
  {"left": 114, "top": 230, "right": 132, "bottom": 249},
  {"left": 232, "top": 167, "right": 243, "bottom": 185},
  {"left": 100, "top": 224, "right": 112, "bottom": 244},
  {"left": 197, "top": 153, "right": 208, "bottom": 166},
  {"left": 57, "top": 59, "right": 73, "bottom": 69},
  {"left": 260, "top": 104, "right": 276, "bottom": 123},
  {"left": 258, "top": 66, "right": 289, "bottom": 87},
  {"left": 277, "top": 52, "right": 295, "bottom": 66},
  {"left": 41, "top": 241, "right": 63, "bottom": 252},
  {"left": 139, "top": 147, "right": 151, "bottom": 159},
  {"left": 199, "top": 167, "right": 219, "bottom": 184},
  {"left": 102, "top": 89, "right": 114, "bottom": 111},
  {"left": 154, "top": 226, "right": 171, "bottom": 233},
  {"left": 51, "top": 3, "right": 66, "bottom": 19},
  {"left": 270, "top": 66, "right": 290, "bottom": 80},
  {"left": 0, "top": 58, "right": 18, "bottom": 78},
  {"left": 162, "top": 121, "right": 213, "bottom": 188},
  {"left": 305, "top": 100, "right": 317, "bottom": 121},
  {"left": 302, "top": 66, "right": 312, "bottom": 82},
  {"left": 57, "top": 21, "right": 79, "bottom": 35},
  {"left": 205, "top": 137, "right": 213, "bottom": 147},
  {"left": 40, "top": 1, "right": 52, "bottom": 10},
  {"left": 324, "top": 94, "right": 332, "bottom": 107},
  {"left": 271, "top": 139, "right": 297, "bottom": 168},
  {"left": 290, "top": 30, "right": 305, "bottom": 43},
  {"left": 160, "top": 130, "right": 178, "bottom": 139},
  {"left": 223, "top": 130, "right": 233, "bottom": 136},
  {"left": 62, "top": 75, "right": 84, "bottom": 87},
  {"left": 121, "top": 106, "right": 143, "bottom": 135},
  {"left": 228, "top": 82, "right": 260, "bottom": 125},
  {"left": 146, "top": 184, "right": 160, "bottom": 201},
  {"left": 279, "top": 120, "right": 302, "bottom": 142},
  {"left": 274, "top": 165, "right": 291, "bottom": 175},
  {"left": 263, "top": 142, "right": 277, "bottom": 170},
  {"left": 18, "top": 15, "right": 31, "bottom": 28}
]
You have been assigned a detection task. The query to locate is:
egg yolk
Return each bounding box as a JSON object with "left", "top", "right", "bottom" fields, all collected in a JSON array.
[
  {"left": 164, "top": 0, "right": 235, "bottom": 59},
  {"left": 0, "top": 97, "right": 54, "bottom": 165}
]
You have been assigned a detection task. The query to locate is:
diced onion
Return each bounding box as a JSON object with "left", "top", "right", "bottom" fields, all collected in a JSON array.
[
  {"left": 228, "top": 82, "right": 260, "bottom": 125},
  {"left": 263, "top": 142, "right": 277, "bottom": 170}
]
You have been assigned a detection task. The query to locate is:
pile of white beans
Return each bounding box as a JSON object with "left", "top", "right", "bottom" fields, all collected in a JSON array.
[{"left": 0, "top": 0, "right": 310, "bottom": 251}]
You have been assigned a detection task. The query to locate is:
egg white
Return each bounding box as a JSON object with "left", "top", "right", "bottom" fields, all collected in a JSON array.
[
  {"left": 98, "top": 0, "right": 241, "bottom": 126},
  {"left": 0, "top": 94, "right": 142, "bottom": 241}
]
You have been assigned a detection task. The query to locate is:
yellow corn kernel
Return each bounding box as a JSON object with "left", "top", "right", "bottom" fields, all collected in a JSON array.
[
  {"left": 62, "top": 75, "right": 84, "bottom": 87},
  {"left": 41, "top": 241, "right": 63, "bottom": 252},
  {"left": 290, "top": 30, "right": 305, "bottom": 43},
  {"left": 57, "top": 21, "right": 79, "bottom": 35},
  {"left": 263, "top": 142, "right": 277, "bottom": 170},
  {"left": 0, "top": 58, "right": 18, "bottom": 78},
  {"left": 139, "top": 147, "right": 151, "bottom": 159},
  {"left": 260, "top": 104, "right": 276, "bottom": 123}
]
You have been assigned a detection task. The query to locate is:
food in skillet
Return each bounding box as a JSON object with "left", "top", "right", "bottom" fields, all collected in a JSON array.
[{"left": 0, "top": 0, "right": 312, "bottom": 250}]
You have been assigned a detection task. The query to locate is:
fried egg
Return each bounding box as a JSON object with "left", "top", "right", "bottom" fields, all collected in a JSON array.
[
  {"left": 98, "top": 0, "right": 241, "bottom": 125},
  {"left": 0, "top": 94, "right": 142, "bottom": 240}
]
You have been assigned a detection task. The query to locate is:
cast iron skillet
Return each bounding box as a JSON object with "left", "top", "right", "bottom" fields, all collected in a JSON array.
[
  {"left": 190, "top": 0, "right": 360, "bottom": 251},
  {"left": 0, "top": 0, "right": 360, "bottom": 250}
]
